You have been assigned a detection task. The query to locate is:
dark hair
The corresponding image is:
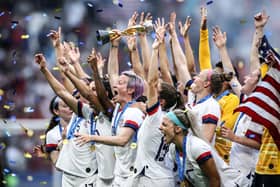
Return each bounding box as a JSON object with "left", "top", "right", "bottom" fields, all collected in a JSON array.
[
  {"left": 160, "top": 82, "right": 185, "bottom": 111},
  {"left": 210, "top": 72, "right": 234, "bottom": 95},
  {"left": 45, "top": 96, "right": 60, "bottom": 134},
  {"left": 102, "top": 76, "right": 114, "bottom": 100},
  {"left": 215, "top": 61, "right": 239, "bottom": 79}
]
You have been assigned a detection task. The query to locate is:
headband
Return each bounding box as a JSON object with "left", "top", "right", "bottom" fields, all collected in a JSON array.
[
  {"left": 207, "top": 69, "right": 213, "bottom": 81},
  {"left": 166, "top": 111, "right": 187, "bottom": 130}
]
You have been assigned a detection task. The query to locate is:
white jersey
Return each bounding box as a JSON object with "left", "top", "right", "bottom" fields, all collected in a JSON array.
[
  {"left": 187, "top": 93, "right": 220, "bottom": 145},
  {"left": 170, "top": 134, "right": 246, "bottom": 187},
  {"left": 46, "top": 124, "right": 62, "bottom": 153},
  {"left": 134, "top": 101, "right": 174, "bottom": 179},
  {"left": 55, "top": 113, "right": 98, "bottom": 178},
  {"left": 79, "top": 102, "right": 115, "bottom": 180},
  {"left": 112, "top": 105, "right": 145, "bottom": 177},
  {"left": 230, "top": 113, "right": 260, "bottom": 175}
]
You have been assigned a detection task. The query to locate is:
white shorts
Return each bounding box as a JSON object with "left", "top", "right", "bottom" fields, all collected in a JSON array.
[
  {"left": 96, "top": 177, "right": 114, "bottom": 187},
  {"left": 130, "top": 175, "right": 175, "bottom": 187},
  {"left": 62, "top": 172, "right": 97, "bottom": 187}
]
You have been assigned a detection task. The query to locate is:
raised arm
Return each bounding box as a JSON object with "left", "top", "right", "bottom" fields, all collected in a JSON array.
[
  {"left": 212, "top": 26, "right": 242, "bottom": 97},
  {"left": 156, "top": 17, "right": 173, "bottom": 85},
  {"left": 57, "top": 58, "right": 104, "bottom": 113},
  {"left": 138, "top": 12, "right": 152, "bottom": 80},
  {"left": 199, "top": 7, "right": 212, "bottom": 70},
  {"left": 34, "top": 54, "right": 79, "bottom": 114},
  {"left": 147, "top": 24, "right": 164, "bottom": 108},
  {"left": 108, "top": 32, "right": 121, "bottom": 93},
  {"left": 127, "top": 36, "right": 144, "bottom": 78},
  {"left": 178, "top": 16, "right": 196, "bottom": 74},
  {"left": 88, "top": 49, "right": 114, "bottom": 118},
  {"left": 250, "top": 11, "right": 269, "bottom": 73},
  {"left": 168, "top": 12, "right": 191, "bottom": 85},
  {"left": 65, "top": 42, "right": 90, "bottom": 79}
]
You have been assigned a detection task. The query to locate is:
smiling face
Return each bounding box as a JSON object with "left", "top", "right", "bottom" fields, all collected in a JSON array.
[
  {"left": 241, "top": 69, "right": 260, "bottom": 95},
  {"left": 159, "top": 117, "right": 177, "bottom": 144}
]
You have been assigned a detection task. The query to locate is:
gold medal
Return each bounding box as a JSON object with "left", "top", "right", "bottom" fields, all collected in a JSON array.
[
  {"left": 130, "top": 142, "right": 137, "bottom": 149},
  {"left": 180, "top": 181, "right": 186, "bottom": 187},
  {"left": 90, "top": 144, "right": 96, "bottom": 151}
]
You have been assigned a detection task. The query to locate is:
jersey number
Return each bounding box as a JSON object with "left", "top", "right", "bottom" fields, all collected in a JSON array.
[{"left": 154, "top": 136, "right": 169, "bottom": 161}]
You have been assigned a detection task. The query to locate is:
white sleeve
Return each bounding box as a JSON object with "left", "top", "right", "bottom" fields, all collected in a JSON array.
[
  {"left": 189, "top": 136, "right": 213, "bottom": 165},
  {"left": 202, "top": 100, "right": 221, "bottom": 125},
  {"left": 122, "top": 107, "right": 145, "bottom": 132},
  {"left": 78, "top": 101, "right": 93, "bottom": 120}
]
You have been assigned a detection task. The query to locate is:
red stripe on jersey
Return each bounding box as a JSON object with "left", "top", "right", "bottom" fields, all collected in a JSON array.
[
  {"left": 254, "top": 87, "right": 280, "bottom": 107},
  {"left": 202, "top": 114, "right": 219, "bottom": 125},
  {"left": 245, "top": 129, "right": 262, "bottom": 144},
  {"left": 124, "top": 120, "right": 139, "bottom": 129},
  {"left": 147, "top": 101, "right": 160, "bottom": 116},
  {"left": 45, "top": 143, "right": 57, "bottom": 148},
  {"left": 196, "top": 151, "right": 212, "bottom": 164}
]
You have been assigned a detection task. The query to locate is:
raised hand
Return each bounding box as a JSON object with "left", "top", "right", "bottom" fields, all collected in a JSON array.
[
  {"left": 152, "top": 28, "right": 165, "bottom": 49},
  {"left": 57, "top": 57, "right": 70, "bottom": 73},
  {"left": 139, "top": 12, "right": 152, "bottom": 25},
  {"left": 68, "top": 43, "right": 80, "bottom": 64},
  {"left": 127, "top": 36, "right": 137, "bottom": 52},
  {"left": 212, "top": 26, "right": 227, "bottom": 49},
  {"left": 254, "top": 10, "right": 270, "bottom": 29},
  {"left": 96, "top": 52, "right": 106, "bottom": 71},
  {"left": 87, "top": 48, "right": 97, "bottom": 64},
  {"left": 167, "top": 12, "right": 176, "bottom": 36},
  {"left": 34, "top": 53, "right": 47, "bottom": 69},
  {"left": 128, "top": 11, "right": 138, "bottom": 27},
  {"left": 48, "top": 27, "right": 61, "bottom": 48},
  {"left": 178, "top": 16, "right": 192, "bottom": 37}
]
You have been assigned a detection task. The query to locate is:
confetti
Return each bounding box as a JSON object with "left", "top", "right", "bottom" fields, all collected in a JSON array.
[
  {"left": 24, "top": 106, "right": 34, "bottom": 113},
  {"left": 46, "top": 33, "right": 53, "bottom": 37},
  {"left": 3, "top": 168, "right": 10, "bottom": 174},
  {"left": 0, "top": 89, "right": 4, "bottom": 95},
  {"left": 27, "top": 176, "right": 33, "bottom": 181},
  {"left": 40, "top": 134, "right": 46, "bottom": 140},
  {"left": 0, "top": 142, "right": 6, "bottom": 151},
  {"left": 3, "top": 105, "right": 10, "bottom": 110},
  {"left": 206, "top": 0, "right": 213, "bottom": 5},
  {"left": 55, "top": 8, "right": 62, "bottom": 12},
  {"left": 78, "top": 41, "right": 85, "bottom": 46},
  {"left": 5, "top": 131, "right": 10, "bottom": 137},
  {"left": 52, "top": 66, "right": 60, "bottom": 71},
  {"left": 11, "top": 23, "right": 17, "bottom": 29},
  {"left": 54, "top": 16, "right": 61, "bottom": 20},
  {"left": 96, "top": 9, "right": 103, "bottom": 12},
  {"left": 87, "top": 2, "right": 94, "bottom": 7},
  {"left": 127, "top": 61, "right": 132, "bottom": 67},
  {"left": 24, "top": 152, "right": 32, "bottom": 159},
  {"left": 0, "top": 96, "right": 2, "bottom": 101},
  {"left": 42, "top": 13, "right": 47, "bottom": 17},
  {"left": 2, "top": 180, "right": 7, "bottom": 184},
  {"left": 0, "top": 11, "right": 5, "bottom": 17},
  {"left": 10, "top": 173, "right": 16, "bottom": 177},
  {"left": 21, "top": 34, "right": 30, "bottom": 39},
  {"left": 40, "top": 181, "right": 47, "bottom": 185}
]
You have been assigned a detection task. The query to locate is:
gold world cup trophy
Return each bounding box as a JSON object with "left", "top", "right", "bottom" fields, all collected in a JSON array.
[{"left": 96, "top": 20, "right": 153, "bottom": 45}]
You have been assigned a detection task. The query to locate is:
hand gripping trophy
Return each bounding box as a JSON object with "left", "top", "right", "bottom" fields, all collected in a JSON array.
[{"left": 96, "top": 20, "right": 153, "bottom": 45}]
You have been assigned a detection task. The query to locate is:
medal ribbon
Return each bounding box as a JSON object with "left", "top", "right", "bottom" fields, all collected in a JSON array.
[
  {"left": 67, "top": 116, "right": 83, "bottom": 139},
  {"left": 175, "top": 136, "right": 187, "bottom": 182}
]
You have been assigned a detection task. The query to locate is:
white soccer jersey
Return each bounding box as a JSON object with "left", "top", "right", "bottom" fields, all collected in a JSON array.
[
  {"left": 188, "top": 93, "right": 221, "bottom": 145},
  {"left": 111, "top": 105, "right": 145, "bottom": 178},
  {"left": 78, "top": 102, "right": 116, "bottom": 180},
  {"left": 133, "top": 101, "right": 175, "bottom": 179},
  {"left": 55, "top": 113, "right": 98, "bottom": 178},
  {"left": 230, "top": 113, "right": 260, "bottom": 176},
  {"left": 170, "top": 134, "right": 246, "bottom": 187},
  {"left": 46, "top": 124, "right": 62, "bottom": 153}
]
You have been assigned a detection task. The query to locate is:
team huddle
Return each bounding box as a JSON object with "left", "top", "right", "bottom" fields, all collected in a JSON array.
[{"left": 32, "top": 7, "right": 280, "bottom": 187}]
